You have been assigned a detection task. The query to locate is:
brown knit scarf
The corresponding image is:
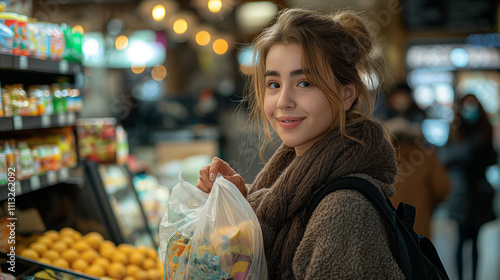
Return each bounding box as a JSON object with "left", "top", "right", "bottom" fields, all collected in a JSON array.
[{"left": 248, "top": 119, "right": 398, "bottom": 279}]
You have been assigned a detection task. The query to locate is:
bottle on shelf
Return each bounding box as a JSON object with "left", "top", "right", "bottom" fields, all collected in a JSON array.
[{"left": 0, "top": 141, "right": 7, "bottom": 184}]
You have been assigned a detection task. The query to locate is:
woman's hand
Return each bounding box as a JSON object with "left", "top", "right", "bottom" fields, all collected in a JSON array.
[{"left": 196, "top": 157, "right": 247, "bottom": 197}]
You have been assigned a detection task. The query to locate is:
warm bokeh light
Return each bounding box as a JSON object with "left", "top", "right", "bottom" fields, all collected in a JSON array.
[
  {"left": 195, "top": 30, "right": 211, "bottom": 46},
  {"left": 208, "top": 0, "right": 222, "bottom": 13},
  {"left": 152, "top": 4, "right": 166, "bottom": 21},
  {"left": 173, "top": 19, "right": 188, "bottom": 34},
  {"left": 131, "top": 64, "right": 145, "bottom": 74},
  {"left": 115, "top": 35, "right": 128, "bottom": 50},
  {"left": 72, "top": 25, "right": 84, "bottom": 34},
  {"left": 213, "top": 38, "right": 228, "bottom": 55},
  {"left": 152, "top": 65, "right": 167, "bottom": 81}
]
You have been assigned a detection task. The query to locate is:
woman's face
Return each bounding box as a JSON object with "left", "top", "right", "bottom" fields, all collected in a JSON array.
[{"left": 264, "top": 43, "right": 336, "bottom": 156}]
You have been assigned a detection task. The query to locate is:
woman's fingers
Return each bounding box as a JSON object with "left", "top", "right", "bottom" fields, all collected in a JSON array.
[{"left": 196, "top": 157, "right": 245, "bottom": 195}]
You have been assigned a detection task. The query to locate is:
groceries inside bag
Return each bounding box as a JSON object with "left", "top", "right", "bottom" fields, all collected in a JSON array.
[{"left": 159, "top": 173, "right": 269, "bottom": 280}]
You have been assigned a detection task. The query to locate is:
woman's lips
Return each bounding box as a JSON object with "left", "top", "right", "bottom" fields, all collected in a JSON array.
[{"left": 277, "top": 116, "right": 305, "bottom": 129}]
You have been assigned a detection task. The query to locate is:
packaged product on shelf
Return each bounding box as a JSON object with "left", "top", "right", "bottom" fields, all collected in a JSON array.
[
  {"left": 18, "top": 141, "right": 34, "bottom": 179},
  {"left": 61, "top": 23, "right": 83, "bottom": 63},
  {"left": 40, "top": 85, "right": 54, "bottom": 115},
  {"left": 0, "top": 84, "right": 3, "bottom": 117},
  {"left": 0, "top": 142, "right": 7, "bottom": 185},
  {"left": 3, "top": 141, "right": 15, "bottom": 173},
  {"left": 1, "top": 86, "right": 12, "bottom": 117},
  {"left": 0, "top": 12, "right": 16, "bottom": 54},
  {"left": 27, "top": 18, "right": 39, "bottom": 57},
  {"left": 65, "top": 85, "right": 82, "bottom": 112},
  {"left": 49, "top": 23, "right": 65, "bottom": 61},
  {"left": 51, "top": 84, "right": 67, "bottom": 114},
  {"left": 35, "top": 22, "right": 50, "bottom": 60},
  {"left": 13, "top": 14, "right": 28, "bottom": 56},
  {"left": 76, "top": 118, "right": 129, "bottom": 164}
]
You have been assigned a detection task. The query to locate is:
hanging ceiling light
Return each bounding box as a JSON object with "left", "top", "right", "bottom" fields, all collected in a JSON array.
[{"left": 138, "top": 0, "right": 179, "bottom": 30}]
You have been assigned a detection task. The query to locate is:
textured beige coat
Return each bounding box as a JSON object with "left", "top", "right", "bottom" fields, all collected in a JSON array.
[{"left": 250, "top": 174, "right": 405, "bottom": 279}]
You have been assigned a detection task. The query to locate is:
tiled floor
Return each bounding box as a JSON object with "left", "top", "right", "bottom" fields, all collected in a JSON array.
[{"left": 432, "top": 205, "right": 500, "bottom": 280}]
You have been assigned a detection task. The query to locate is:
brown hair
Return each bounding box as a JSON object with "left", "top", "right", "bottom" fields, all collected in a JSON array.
[
  {"left": 244, "top": 7, "right": 390, "bottom": 158},
  {"left": 449, "top": 94, "right": 493, "bottom": 145}
]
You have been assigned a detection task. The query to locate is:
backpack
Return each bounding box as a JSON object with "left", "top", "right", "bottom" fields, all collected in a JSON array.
[{"left": 306, "top": 176, "right": 450, "bottom": 280}]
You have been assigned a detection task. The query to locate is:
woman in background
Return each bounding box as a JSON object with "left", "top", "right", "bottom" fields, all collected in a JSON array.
[{"left": 440, "top": 94, "right": 497, "bottom": 280}]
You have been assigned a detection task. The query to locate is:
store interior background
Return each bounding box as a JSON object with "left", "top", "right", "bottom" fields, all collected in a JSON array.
[{"left": 2, "top": 0, "right": 500, "bottom": 278}]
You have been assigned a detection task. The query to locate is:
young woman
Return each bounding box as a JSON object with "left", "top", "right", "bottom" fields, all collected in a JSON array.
[{"left": 197, "top": 7, "right": 404, "bottom": 279}]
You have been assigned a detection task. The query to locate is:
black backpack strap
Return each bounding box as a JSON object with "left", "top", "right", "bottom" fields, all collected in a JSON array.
[
  {"left": 307, "top": 176, "right": 397, "bottom": 232},
  {"left": 307, "top": 176, "right": 413, "bottom": 277}
]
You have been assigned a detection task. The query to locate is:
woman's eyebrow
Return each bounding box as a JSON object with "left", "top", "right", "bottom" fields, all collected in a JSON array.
[
  {"left": 264, "top": 70, "right": 279, "bottom": 77},
  {"left": 290, "top": 69, "right": 304, "bottom": 77}
]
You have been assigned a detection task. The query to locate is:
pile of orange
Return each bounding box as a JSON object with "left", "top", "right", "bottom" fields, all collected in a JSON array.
[{"left": 19, "top": 227, "right": 164, "bottom": 280}]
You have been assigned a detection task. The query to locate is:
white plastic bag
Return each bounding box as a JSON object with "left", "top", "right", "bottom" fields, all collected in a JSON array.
[{"left": 159, "top": 173, "right": 268, "bottom": 280}]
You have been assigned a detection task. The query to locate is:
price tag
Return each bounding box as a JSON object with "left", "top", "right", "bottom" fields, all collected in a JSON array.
[
  {"left": 41, "top": 115, "right": 51, "bottom": 127},
  {"left": 59, "top": 60, "right": 69, "bottom": 73},
  {"left": 15, "top": 181, "right": 22, "bottom": 195},
  {"left": 13, "top": 116, "right": 23, "bottom": 130},
  {"left": 19, "top": 56, "right": 28, "bottom": 69},
  {"left": 47, "top": 171, "right": 57, "bottom": 185},
  {"left": 57, "top": 114, "right": 67, "bottom": 126},
  {"left": 59, "top": 168, "right": 69, "bottom": 181},
  {"left": 67, "top": 112, "right": 75, "bottom": 124},
  {"left": 30, "top": 176, "right": 41, "bottom": 190}
]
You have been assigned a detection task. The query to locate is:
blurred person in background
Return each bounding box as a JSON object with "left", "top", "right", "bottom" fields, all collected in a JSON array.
[
  {"left": 384, "top": 85, "right": 451, "bottom": 239},
  {"left": 439, "top": 94, "right": 497, "bottom": 280}
]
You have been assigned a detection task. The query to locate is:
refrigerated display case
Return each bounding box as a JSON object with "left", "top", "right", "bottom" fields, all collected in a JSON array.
[{"left": 84, "top": 161, "right": 156, "bottom": 248}]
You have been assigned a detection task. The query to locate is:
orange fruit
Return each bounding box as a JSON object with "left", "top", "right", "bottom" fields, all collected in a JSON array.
[
  {"left": 71, "top": 230, "right": 82, "bottom": 241},
  {"left": 100, "top": 240, "right": 116, "bottom": 250},
  {"left": 36, "top": 237, "right": 53, "bottom": 247},
  {"left": 129, "top": 251, "right": 145, "bottom": 266},
  {"left": 147, "top": 269, "right": 161, "bottom": 280},
  {"left": 80, "top": 249, "right": 99, "bottom": 264},
  {"left": 61, "top": 249, "right": 80, "bottom": 263},
  {"left": 85, "top": 265, "right": 106, "bottom": 277},
  {"left": 142, "top": 258, "right": 155, "bottom": 270},
  {"left": 107, "top": 262, "right": 126, "bottom": 279},
  {"left": 52, "top": 258, "right": 70, "bottom": 269},
  {"left": 51, "top": 241, "right": 68, "bottom": 252},
  {"left": 41, "top": 250, "right": 60, "bottom": 261},
  {"left": 29, "top": 242, "right": 48, "bottom": 254},
  {"left": 100, "top": 247, "right": 116, "bottom": 259},
  {"left": 123, "top": 277, "right": 135, "bottom": 280},
  {"left": 117, "top": 243, "right": 134, "bottom": 254},
  {"left": 60, "top": 227, "right": 76, "bottom": 234},
  {"left": 136, "top": 246, "right": 149, "bottom": 255},
  {"left": 145, "top": 247, "right": 158, "bottom": 259},
  {"left": 71, "top": 259, "right": 89, "bottom": 272},
  {"left": 20, "top": 248, "right": 39, "bottom": 260},
  {"left": 43, "top": 230, "right": 59, "bottom": 241},
  {"left": 38, "top": 257, "right": 51, "bottom": 264},
  {"left": 125, "top": 264, "right": 141, "bottom": 276},
  {"left": 111, "top": 251, "right": 129, "bottom": 265},
  {"left": 72, "top": 240, "right": 90, "bottom": 252},
  {"left": 93, "top": 257, "right": 110, "bottom": 267},
  {"left": 83, "top": 232, "right": 104, "bottom": 251},
  {"left": 60, "top": 235, "right": 75, "bottom": 245},
  {"left": 134, "top": 269, "right": 148, "bottom": 280}
]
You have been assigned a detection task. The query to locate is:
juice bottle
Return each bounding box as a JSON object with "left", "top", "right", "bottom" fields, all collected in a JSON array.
[{"left": 1, "top": 87, "right": 12, "bottom": 117}]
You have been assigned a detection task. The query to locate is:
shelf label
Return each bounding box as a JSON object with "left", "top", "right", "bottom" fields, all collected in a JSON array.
[
  {"left": 13, "top": 116, "right": 23, "bottom": 130},
  {"left": 30, "top": 176, "right": 41, "bottom": 190},
  {"left": 47, "top": 171, "right": 57, "bottom": 185},
  {"left": 59, "top": 60, "right": 69, "bottom": 73},
  {"left": 59, "top": 168, "right": 69, "bottom": 181},
  {"left": 19, "top": 56, "right": 28, "bottom": 69},
  {"left": 41, "top": 115, "right": 51, "bottom": 127},
  {"left": 57, "top": 114, "right": 67, "bottom": 126},
  {"left": 67, "top": 112, "right": 76, "bottom": 124},
  {"left": 15, "top": 181, "right": 22, "bottom": 195}
]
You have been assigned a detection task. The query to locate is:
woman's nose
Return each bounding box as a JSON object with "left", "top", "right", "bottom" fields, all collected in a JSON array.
[{"left": 276, "top": 87, "right": 295, "bottom": 110}]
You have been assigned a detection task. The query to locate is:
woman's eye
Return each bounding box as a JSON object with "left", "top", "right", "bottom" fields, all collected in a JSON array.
[
  {"left": 267, "top": 82, "right": 280, "bottom": 89},
  {"left": 298, "top": 81, "right": 312, "bottom": 87}
]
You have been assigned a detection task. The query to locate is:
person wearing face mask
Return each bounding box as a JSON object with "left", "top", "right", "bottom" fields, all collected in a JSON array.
[{"left": 439, "top": 94, "right": 498, "bottom": 280}]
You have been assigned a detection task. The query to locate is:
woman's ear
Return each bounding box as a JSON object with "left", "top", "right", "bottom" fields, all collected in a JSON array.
[{"left": 343, "top": 84, "right": 358, "bottom": 111}]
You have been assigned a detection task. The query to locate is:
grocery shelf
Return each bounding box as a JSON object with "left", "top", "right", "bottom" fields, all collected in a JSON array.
[
  {"left": 0, "top": 54, "right": 81, "bottom": 75},
  {"left": 0, "top": 112, "right": 78, "bottom": 132},
  {"left": 0, "top": 167, "right": 74, "bottom": 201}
]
